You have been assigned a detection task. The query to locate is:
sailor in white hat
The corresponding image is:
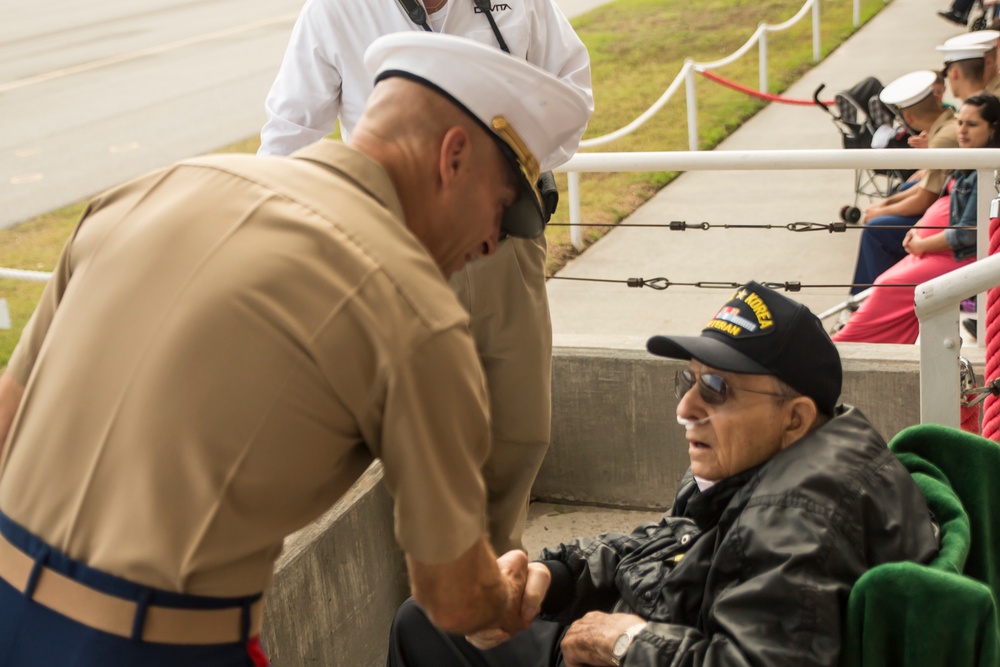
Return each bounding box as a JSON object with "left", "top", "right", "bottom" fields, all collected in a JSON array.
[
  {"left": 879, "top": 70, "right": 939, "bottom": 110},
  {"left": 853, "top": 70, "right": 958, "bottom": 282},
  {"left": 937, "top": 41, "right": 993, "bottom": 99},
  {"left": 944, "top": 30, "right": 1000, "bottom": 95}
]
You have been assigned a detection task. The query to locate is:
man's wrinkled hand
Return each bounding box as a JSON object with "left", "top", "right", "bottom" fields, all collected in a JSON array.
[
  {"left": 561, "top": 611, "right": 646, "bottom": 667},
  {"left": 466, "top": 554, "right": 553, "bottom": 648}
]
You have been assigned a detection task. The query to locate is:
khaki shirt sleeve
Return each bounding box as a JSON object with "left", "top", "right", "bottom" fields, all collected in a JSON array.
[
  {"left": 918, "top": 118, "right": 959, "bottom": 196},
  {"left": 378, "top": 326, "right": 490, "bottom": 564},
  {"left": 6, "top": 219, "right": 82, "bottom": 385}
]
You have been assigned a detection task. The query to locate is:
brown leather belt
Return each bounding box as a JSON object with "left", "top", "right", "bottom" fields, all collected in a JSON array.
[{"left": 0, "top": 531, "right": 263, "bottom": 645}]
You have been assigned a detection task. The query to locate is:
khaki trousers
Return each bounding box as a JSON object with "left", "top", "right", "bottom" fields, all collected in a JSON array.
[{"left": 449, "top": 235, "right": 552, "bottom": 554}]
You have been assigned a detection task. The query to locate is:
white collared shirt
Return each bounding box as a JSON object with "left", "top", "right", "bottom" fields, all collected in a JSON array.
[{"left": 259, "top": 0, "right": 593, "bottom": 158}]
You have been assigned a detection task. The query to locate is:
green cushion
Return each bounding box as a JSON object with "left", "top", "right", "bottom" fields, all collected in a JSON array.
[{"left": 841, "top": 424, "right": 1000, "bottom": 667}]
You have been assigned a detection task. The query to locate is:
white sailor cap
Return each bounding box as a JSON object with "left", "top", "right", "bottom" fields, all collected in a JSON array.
[
  {"left": 364, "top": 32, "right": 592, "bottom": 239},
  {"left": 879, "top": 70, "right": 938, "bottom": 109},
  {"left": 936, "top": 43, "right": 991, "bottom": 64},
  {"left": 944, "top": 30, "right": 1000, "bottom": 49}
]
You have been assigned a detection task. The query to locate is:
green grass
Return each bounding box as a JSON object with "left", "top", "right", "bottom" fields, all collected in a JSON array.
[{"left": 0, "top": 0, "right": 885, "bottom": 367}]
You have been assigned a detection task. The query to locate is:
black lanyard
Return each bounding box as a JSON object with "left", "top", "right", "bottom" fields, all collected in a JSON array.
[{"left": 394, "top": 0, "right": 510, "bottom": 53}]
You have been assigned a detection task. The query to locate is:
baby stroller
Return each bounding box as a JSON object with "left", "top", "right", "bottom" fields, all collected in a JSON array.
[{"left": 813, "top": 77, "right": 915, "bottom": 222}]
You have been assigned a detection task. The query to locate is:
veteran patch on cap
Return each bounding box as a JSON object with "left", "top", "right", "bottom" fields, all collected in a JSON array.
[
  {"left": 880, "top": 70, "right": 937, "bottom": 109},
  {"left": 363, "top": 32, "right": 592, "bottom": 239},
  {"left": 647, "top": 281, "right": 842, "bottom": 415}
]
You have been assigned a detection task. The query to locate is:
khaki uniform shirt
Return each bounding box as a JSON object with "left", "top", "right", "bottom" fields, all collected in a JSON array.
[
  {"left": 984, "top": 76, "right": 1000, "bottom": 97},
  {"left": 0, "top": 141, "right": 490, "bottom": 597},
  {"left": 918, "top": 108, "right": 959, "bottom": 195}
]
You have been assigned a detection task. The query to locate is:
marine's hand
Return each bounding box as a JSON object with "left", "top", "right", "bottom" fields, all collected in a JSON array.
[
  {"left": 561, "top": 611, "right": 646, "bottom": 667},
  {"left": 465, "top": 553, "right": 552, "bottom": 648}
]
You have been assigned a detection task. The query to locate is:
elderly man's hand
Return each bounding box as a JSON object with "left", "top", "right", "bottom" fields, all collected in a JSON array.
[
  {"left": 561, "top": 611, "right": 647, "bottom": 667},
  {"left": 466, "top": 553, "right": 552, "bottom": 649}
]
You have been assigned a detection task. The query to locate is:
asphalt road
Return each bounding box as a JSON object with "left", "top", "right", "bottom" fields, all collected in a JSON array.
[
  {"left": 1, "top": 0, "right": 305, "bottom": 229},
  {"left": 1, "top": 0, "right": 599, "bottom": 230}
]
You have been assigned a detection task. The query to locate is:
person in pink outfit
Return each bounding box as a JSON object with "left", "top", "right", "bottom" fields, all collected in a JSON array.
[{"left": 833, "top": 93, "right": 1000, "bottom": 344}]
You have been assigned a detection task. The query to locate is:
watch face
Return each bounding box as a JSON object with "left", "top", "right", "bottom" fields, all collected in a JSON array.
[{"left": 612, "top": 632, "right": 631, "bottom": 658}]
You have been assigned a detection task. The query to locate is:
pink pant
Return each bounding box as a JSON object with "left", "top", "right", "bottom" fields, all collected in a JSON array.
[{"left": 833, "top": 251, "right": 974, "bottom": 344}]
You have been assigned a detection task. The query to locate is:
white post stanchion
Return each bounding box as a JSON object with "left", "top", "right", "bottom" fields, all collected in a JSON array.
[
  {"left": 568, "top": 171, "right": 583, "bottom": 252},
  {"left": 915, "top": 254, "right": 1000, "bottom": 427},
  {"left": 975, "top": 168, "right": 995, "bottom": 345},
  {"left": 853, "top": 0, "right": 860, "bottom": 27},
  {"left": 758, "top": 28, "right": 768, "bottom": 94},
  {"left": 812, "top": 0, "right": 821, "bottom": 62},
  {"left": 685, "top": 63, "right": 698, "bottom": 152}
]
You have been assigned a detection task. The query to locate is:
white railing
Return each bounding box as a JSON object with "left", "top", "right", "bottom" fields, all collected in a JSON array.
[
  {"left": 554, "top": 148, "right": 999, "bottom": 426},
  {"left": 915, "top": 255, "right": 1000, "bottom": 428},
  {"left": 2, "top": 148, "right": 994, "bottom": 426},
  {"left": 568, "top": 0, "right": 865, "bottom": 251}
]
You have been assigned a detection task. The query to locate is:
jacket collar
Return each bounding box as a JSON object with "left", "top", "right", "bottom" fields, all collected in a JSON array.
[{"left": 673, "top": 467, "right": 760, "bottom": 529}]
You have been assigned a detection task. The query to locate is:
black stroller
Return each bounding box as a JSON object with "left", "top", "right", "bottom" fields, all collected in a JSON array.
[{"left": 813, "top": 77, "right": 915, "bottom": 222}]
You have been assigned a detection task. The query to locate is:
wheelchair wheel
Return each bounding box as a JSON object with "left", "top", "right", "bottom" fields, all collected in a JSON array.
[{"left": 840, "top": 206, "right": 861, "bottom": 223}]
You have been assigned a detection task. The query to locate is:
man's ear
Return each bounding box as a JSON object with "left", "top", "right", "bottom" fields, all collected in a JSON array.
[
  {"left": 781, "top": 396, "right": 818, "bottom": 449},
  {"left": 437, "top": 126, "right": 472, "bottom": 188}
]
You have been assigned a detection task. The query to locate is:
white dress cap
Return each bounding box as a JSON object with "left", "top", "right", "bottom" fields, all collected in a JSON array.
[
  {"left": 364, "top": 32, "right": 592, "bottom": 238},
  {"left": 944, "top": 30, "right": 1000, "bottom": 49},
  {"left": 936, "top": 44, "right": 991, "bottom": 63},
  {"left": 879, "top": 70, "right": 938, "bottom": 109}
]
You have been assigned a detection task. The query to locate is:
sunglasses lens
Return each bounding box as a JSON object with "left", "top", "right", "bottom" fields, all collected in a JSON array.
[
  {"left": 698, "top": 373, "right": 729, "bottom": 406},
  {"left": 675, "top": 369, "right": 695, "bottom": 399}
]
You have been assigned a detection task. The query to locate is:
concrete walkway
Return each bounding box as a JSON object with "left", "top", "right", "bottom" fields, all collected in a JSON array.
[{"left": 548, "top": 0, "right": 968, "bottom": 349}]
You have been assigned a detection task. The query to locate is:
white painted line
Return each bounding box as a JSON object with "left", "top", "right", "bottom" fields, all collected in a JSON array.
[
  {"left": 0, "top": 299, "right": 10, "bottom": 330},
  {"left": 0, "top": 13, "right": 299, "bottom": 94},
  {"left": 109, "top": 142, "right": 140, "bottom": 153},
  {"left": 9, "top": 174, "right": 44, "bottom": 185}
]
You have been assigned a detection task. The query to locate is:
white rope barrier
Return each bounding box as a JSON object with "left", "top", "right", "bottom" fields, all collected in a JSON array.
[
  {"left": 578, "top": 0, "right": 819, "bottom": 150},
  {"left": 579, "top": 63, "right": 692, "bottom": 149},
  {"left": 0, "top": 268, "right": 51, "bottom": 283}
]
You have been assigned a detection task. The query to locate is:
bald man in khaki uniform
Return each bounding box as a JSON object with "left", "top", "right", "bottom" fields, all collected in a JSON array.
[{"left": 0, "top": 33, "right": 591, "bottom": 667}]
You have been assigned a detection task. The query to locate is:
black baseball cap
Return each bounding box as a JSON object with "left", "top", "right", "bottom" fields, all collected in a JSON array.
[{"left": 646, "top": 281, "right": 842, "bottom": 415}]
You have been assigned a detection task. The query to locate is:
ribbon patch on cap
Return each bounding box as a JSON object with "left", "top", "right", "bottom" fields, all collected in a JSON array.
[{"left": 704, "top": 289, "right": 774, "bottom": 338}]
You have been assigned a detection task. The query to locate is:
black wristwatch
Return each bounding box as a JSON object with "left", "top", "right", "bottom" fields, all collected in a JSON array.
[{"left": 610, "top": 622, "right": 647, "bottom": 666}]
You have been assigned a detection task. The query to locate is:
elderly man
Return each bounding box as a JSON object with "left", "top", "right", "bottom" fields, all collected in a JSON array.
[
  {"left": 849, "top": 70, "right": 958, "bottom": 296},
  {"left": 0, "top": 33, "right": 591, "bottom": 667},
  {"left": 259, "top": 0, "right": 594, "bottom": 556},
  {"left": 387, "top": 282, "right": 939, "bottom": 667}
]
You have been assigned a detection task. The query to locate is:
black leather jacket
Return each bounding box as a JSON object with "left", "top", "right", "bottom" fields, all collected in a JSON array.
[{"left": 538, "top": 405, "right": 939, "bottom": 666}]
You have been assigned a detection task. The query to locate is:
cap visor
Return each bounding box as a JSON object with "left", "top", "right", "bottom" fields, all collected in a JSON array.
[
  {"left": 646, "top": 335, "right": 771, "bottom": 375},
  {"left": 501, "top": 170, "right": 545, "bottom": 238}
]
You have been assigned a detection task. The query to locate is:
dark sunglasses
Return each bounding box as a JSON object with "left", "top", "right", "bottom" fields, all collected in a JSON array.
[{"left": 675, "top": 368, "right": 790, "bottom": 407}]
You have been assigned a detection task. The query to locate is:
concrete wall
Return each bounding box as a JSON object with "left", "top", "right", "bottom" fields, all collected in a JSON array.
[
  {"left": 261, "top": 464, "right": 408, "bottom": 667},
  {"left": 259, "top": 342, "right": 983, "bottom": 665}
]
